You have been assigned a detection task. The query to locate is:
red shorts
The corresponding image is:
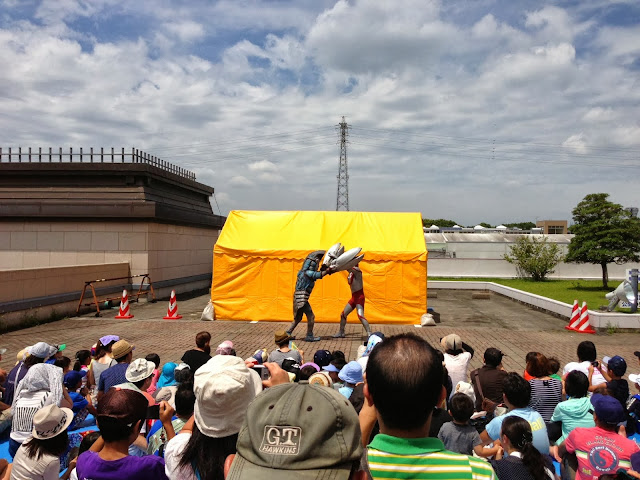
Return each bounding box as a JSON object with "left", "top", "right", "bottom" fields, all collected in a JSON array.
[{"left": 348, "top": 289, "right": 365, "bottom": 309}]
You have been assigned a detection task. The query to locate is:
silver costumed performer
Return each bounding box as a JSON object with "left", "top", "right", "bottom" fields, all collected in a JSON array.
[
  {"left": 287, "top": 250, "right": 334, "bottom": 342},
  {"left": 334, "top": 266, "right": 371, "bottom": 338}
]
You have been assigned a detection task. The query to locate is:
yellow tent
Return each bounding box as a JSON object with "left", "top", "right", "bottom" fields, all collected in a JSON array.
[{"left": 211, "top": 210, "right": 427, "bottom": 324}]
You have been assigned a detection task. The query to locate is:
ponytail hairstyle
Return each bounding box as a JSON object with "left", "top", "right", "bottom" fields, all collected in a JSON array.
[
  {"left": 501, "top": 416, "right": 548, "bottom": 480},
  {"left": 94, "top": 339, "right": 116, "bottom": 360},
  {"left": 74, "top": 350, "right": 91, "bottom": 371}
]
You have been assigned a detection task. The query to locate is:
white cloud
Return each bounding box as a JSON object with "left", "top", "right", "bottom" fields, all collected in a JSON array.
[
  {"left": 562, "top": 133, "right": 588, "bottom": 154},
  {"left": 229, "top": 175, "right": 254, "bottom": 186},
  {"left": 0, "top": 0, "right": 639, "bottom": 224},
  {"left": 164, "top": 20, "right": 205, "bottom": 43},
  {"left": 248, "top": 160, "right": 278, "bottom": 172}
]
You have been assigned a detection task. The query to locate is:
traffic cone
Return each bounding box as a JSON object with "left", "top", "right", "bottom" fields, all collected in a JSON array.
[
  {"left": 565, "top": 300, "right": 581, "bottom": 331},
  {"left": 163, "top": 290, "right": 182, "bottom": 320},
  {"left": 115, "top": 289, "right": 134, "bottom": 319},
  {"left": 574, "top": 302, "right": 595, "bottom": 334}
]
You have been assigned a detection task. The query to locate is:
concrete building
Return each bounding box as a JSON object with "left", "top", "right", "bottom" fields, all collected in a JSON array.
[
  {"left": 424, "top": 231, "right": 632, "bottom": 279},
  {"left": 536, "top": 219, "right": 568, "bottom": 234},
  {"left": 0, "top": 150, "right": 225, "bottom": 326}
]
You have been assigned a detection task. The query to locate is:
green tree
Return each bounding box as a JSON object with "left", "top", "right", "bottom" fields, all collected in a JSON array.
[
  {"left": 422, "top": 218, "right": 458, "bottom": 227},
  {"left": 478, "top": 222, "right": 493, "bottom": 228},
  {"left": 504, "top": 236, "right": 563, "bottom": 281},
  {"left": 565, "top": 193, "right": 640, "bottom": 288}
]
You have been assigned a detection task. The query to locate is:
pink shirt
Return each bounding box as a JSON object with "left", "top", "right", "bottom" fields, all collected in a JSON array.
[
  {"left": 146, "top": 368, "right": 160, "bottom": 396},
  {"left": 565, "top": 426, "right": 639, "bottom": 479}
]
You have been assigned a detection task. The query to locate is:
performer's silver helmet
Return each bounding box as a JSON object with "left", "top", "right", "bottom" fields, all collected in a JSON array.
[{"left": 302, "top": 250, "right": 326, "bottom": 271}]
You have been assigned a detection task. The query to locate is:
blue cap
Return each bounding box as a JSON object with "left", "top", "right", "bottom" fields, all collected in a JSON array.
[
  {"left": 338, "top": 361, "right": 363, "bottom": 385},
  {"left": 591, "top": 393, "right": 624, "bottom": 425},
  {"left": 607, "top": 356, "right": 627, "bottom": 376},
  {"left": 64, "top": 370, "right": 86, "bottom": 389}
]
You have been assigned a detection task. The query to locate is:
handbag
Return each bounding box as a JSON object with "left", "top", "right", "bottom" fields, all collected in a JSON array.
[{"left": 471, "top": 369, "right": 507, "bottom": 416}]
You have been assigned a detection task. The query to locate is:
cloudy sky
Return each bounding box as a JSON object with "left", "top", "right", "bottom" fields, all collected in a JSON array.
[{"left": 1, "top": 0, "right": 639, "bottom": 225}]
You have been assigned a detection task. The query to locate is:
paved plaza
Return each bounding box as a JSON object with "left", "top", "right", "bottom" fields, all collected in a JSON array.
[{"left": 1, "top": 289, "right": 638, "bottom": 377}]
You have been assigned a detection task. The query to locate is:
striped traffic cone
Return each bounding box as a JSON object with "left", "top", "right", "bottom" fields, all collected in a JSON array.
[
  {"left": 574, "top": 302, "right": 595, "bottom": 334},
  {"left": 115, "top": 289, "right": 134, "bottom": 319},
  {"left": 565, "top": 300, "right": 580, "bottom": 331},
  {"left": 163, "top": 290, "right": 182, "bottom": 320}
]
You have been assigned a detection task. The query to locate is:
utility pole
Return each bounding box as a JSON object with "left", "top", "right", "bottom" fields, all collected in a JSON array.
[{"left": 336, "top": 116, "right": 350, "bottom": 211}]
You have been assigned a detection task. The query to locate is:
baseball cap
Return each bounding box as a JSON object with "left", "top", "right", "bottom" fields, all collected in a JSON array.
[
  {"left": 64, "top": 370, "right": 87, "bottom": 389},
  {"left": 338, "top": 361, "right": 363, "bottom": 385},
  {"left": 125, "top": 359, "right": 155, "bottom": 383},
  {"left": 634, "top": 351, "right": 640, "bottom": 359},
  {"left": 27, "top": 342, "right": 58, "bottom": 359},
  {"left": 281, "top": 358, "right": 301, "bottom": 382},
  {"left": 607, "top": 356, "right": 627, "bottom": 376},
  {"left": 227, "top": 383, "right": 363, "bottom": 480},
  {"left": 591, "top": 393, "right": 625, "bottom": 425},
  {"left": 313, "top": 350, "right": 332, "bottom": 367},
  {"left": 441, "top": 333, "right": 462, "bottom": 351},
  {"left": 193, "top": 355, "right": 262, "bottom": 438},
  {"left": 629, "top": 373, "right": 640, "bottom": 386},
  {"left": 0, "top": 347, "right": 6, "bottom": 356},
  {"left": 111, "top": 340, "right": 134, "bottom": 360},
  {"left": 56, "top": 344, "right": 67, "bottom": 352}
]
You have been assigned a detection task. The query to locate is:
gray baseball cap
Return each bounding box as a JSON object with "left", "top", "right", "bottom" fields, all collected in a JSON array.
[{"left": 227, "top": 382, "right": 363, "bottom": 479}]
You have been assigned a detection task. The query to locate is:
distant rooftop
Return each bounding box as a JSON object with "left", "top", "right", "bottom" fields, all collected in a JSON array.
[{"left": 0, "top": 147, "right": 225, "bottom": 228}]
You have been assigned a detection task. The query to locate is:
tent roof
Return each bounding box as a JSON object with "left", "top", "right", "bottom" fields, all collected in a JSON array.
[{"left": 215, "top": 210, "right": 427, "bottom": 261}]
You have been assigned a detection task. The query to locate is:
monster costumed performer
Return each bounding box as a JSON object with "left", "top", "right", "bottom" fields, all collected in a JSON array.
[
  {"left": 287, "top": 250, "right": 334, "bottom": 342},
  {"left": 333, "top": 266, "right": 371, "bottom": 338}
]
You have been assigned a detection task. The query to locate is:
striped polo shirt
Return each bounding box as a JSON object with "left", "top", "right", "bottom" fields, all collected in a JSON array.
[{"left": 368, "top": 434, "right": 497, "bottom": 480}]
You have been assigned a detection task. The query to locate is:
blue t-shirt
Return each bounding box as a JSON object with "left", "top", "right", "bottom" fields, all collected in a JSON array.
[
  {"left": 98, "top": 363, "right": 129, "bottom": 393},
  {"left": 485, "top": 407, "right": 549, "bottom": 454},
  {"left": 69, "top": 391, "right": 89, "bottom": 413}
]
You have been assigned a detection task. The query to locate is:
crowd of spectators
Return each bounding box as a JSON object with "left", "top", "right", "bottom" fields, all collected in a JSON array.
[{"left": 0, "top": 330, "right": 639, "bottom": 480}]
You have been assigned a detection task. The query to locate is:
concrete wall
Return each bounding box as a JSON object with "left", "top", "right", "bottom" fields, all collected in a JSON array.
[
  {"left": 0, "top": 262, "right": 129, "bottom": 303},
  {"left": 431, "top": 281, "right": 640, "bottom": 330},
  {"left": 428, "top": 258, "right": 633, "bottom": 280},
  {"left": 0, "top": 221, "right": 218, "bottom": 284}
]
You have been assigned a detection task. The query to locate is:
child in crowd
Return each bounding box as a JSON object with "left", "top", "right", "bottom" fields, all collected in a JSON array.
[
  {"left": 590, "top": 355, "right": 629, "bottom": 410},
  {"left": 438, "top": 393, "right": 499, "bottom": 458},
  {"left": 54, "top": 356, "right": 72, "bottom": 374},
  {"left": 337, "top": 361, "right": 363, "bottom": 399},
  {"left": 75, "top": 388, "right": 169, "bottom": 479},
  {"left": 68, "top": 431, "right": 101, "bottom": 480},
  {"left": 548, "top": 357, "right": 562, "bottom": 381},
  {"left": 549, "top": 370, "right": 595, "bottom": 444},
  {"left": 64, "top": 370, "right": 98, "bottom": 429},
  {"left": 145, "top": 353, "right": 161, "bottom": 397}
]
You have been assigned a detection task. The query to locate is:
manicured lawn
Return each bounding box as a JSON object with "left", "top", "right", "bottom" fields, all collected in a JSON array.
[{"left": 429, "top": 277, "right": 621, "bottom": 311}]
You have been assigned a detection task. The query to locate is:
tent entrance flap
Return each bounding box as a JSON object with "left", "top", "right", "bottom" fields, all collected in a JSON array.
[{"left": 212, "top": 211, "right": 427, "bottom": 324}]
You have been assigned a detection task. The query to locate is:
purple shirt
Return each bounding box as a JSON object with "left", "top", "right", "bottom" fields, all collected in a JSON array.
[{"left": 76, "top": 450, "right": 167, "bottom": 480}]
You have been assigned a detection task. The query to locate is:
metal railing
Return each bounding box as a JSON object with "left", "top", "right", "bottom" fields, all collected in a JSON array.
[{"left": 0, "top": 147, "right": 196, "bottom": 181}]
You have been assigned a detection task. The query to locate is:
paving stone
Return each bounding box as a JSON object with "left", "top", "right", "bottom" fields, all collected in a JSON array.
[{"left": 1, "top": 291, "right": 637, "bottom": 382}]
